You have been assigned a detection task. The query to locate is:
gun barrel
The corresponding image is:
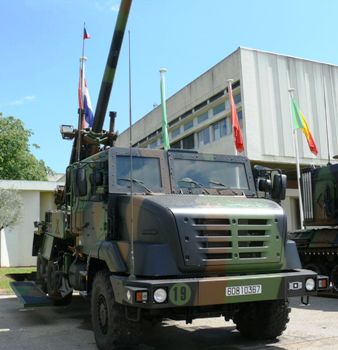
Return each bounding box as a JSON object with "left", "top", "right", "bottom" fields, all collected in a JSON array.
[{"left": 92, "top": 0, "right": 132, "bottom": 133}]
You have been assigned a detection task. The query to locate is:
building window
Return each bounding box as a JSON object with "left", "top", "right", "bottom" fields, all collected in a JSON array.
[
  {"left": 183, "top": 120, "right": 194, "bottom": 131},
  {"left": 234, "top": 94, "right": 241, "bottom": 104},
  {"left": 171, "top": 140, "right": 181, "bottom": 149},
  {"left": 225, "top": 99, "right": 230, "bottom": 111},
  {"left": 182, "top": 134, "right": 195, "bottom": 149},
  {"left": 148, "top": 140, "right": 159, "bottom": 149},
  {"left": 171, "top": 127, "right": 180, "bottom": 139},
  {"left": 198, "top": 127, "right": 210, "bottom": 147},
  {"left": 197, "top": 112, "right": 208, "bottom": 124},
  {"left": 212, "top": 118, "right": 228, "bottom": 141},
  {"left": 213, "top": 103, "right": 225, "bottom": 116},
  {"left": 169, "top": 117, "right": 179, "bottom": 127},
  {"left": 238, "top": 110, "right": 243, "bottom": 127}
]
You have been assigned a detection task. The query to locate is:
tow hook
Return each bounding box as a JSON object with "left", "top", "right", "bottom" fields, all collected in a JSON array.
[{"left": 301, "top": 295, "right": 310, "bottom": 305}]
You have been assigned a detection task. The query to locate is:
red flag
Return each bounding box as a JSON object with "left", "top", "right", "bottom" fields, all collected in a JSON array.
[
  {"left": 83, "top": 28, "right": 91, "bottom": 40},
  {"left": 228, "top": 82, "right": 244, "bottom": 153}
]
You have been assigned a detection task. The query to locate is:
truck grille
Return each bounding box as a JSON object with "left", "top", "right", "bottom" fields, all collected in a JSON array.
[{"left": 178, "top": 216, "right": 282, "bottom": 268}]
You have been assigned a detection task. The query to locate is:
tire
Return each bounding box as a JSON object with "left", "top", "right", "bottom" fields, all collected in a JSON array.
[
  {"left": 91, "top": 271, "right": 141, "bottom": 350},
  {"left": 304, "top": 263, "right": 328, "bottom": 276},
  {"left": 47, "top": 261, "right": 73, "bottom": 306},
  {"left": 331, "top": 265, "right": 338, "bottom": 293},
  {"left": 233, "top": 300, "right": 290, "bottom": 340}
]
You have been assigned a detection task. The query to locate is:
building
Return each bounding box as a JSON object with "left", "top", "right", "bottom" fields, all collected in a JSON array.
[
  {"left": 0, "top": 179, "right": 64, "bottom": 267},
  {"left": 116, "top": 47, "right": 338, "bottom": 231}
]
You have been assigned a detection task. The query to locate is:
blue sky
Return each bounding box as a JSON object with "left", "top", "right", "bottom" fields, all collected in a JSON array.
[{"left": 1, "top": 0, "right": 338, "bottom": 173}]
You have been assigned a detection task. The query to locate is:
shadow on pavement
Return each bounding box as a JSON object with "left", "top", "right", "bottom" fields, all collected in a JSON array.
[{"left": 290, "top": 295, "right": 338, "bottom": 312}]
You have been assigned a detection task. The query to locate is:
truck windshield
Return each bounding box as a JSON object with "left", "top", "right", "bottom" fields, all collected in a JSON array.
[
  {"left": 116, "top": 155, "right": 162, "bottom": 191},
  {"left": 172, "top": 158, "right": 249, "bottom": 190}
]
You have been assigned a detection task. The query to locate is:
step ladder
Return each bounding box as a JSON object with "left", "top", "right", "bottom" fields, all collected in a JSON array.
[{"left": 10, "top": 281, "right": 53, "bottom": 308}]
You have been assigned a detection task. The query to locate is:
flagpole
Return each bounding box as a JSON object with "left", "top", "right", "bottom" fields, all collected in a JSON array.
[
  {"left": 82, "top": 22, "right": 86, "bottom": 58},
  {"left": 81, "top": 23, "right": 85, "bottom": 123},
  {"left": 322, "top": 71, "right": 331, "bottom": 164},
  {"left": 159, "top": 68, "right": 170, "bottom": 150},
  {"left": 76, "top": 24, "right": 88, "bottom": 162},
  {"left": 288, "top": 88, "right": 305, "bottom": 230}
]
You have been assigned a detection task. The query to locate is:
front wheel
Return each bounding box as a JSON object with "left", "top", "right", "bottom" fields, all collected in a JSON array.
[
  {"left": 91, "top": 271, "right": 141, "bottom": 350},
  {"left": 233, "top": 300, "right": 290, "bottom": 340}
]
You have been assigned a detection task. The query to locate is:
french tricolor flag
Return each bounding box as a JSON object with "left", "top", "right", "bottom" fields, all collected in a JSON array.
[
  {"left": 83, "top": 79, "right": 93, "bottom": 128},
  {"left": 83, "top": 27, "right": 91, "bottom": 40},
  {"left": 78, "top": 67, "right": 94, "bottom": 128}
]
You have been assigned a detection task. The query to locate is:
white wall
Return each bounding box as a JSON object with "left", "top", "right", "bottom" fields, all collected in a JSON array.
[
  {"left": 0, "top": 180, "right": 63, "bottom": 267},
  {"left": 1, "top": 191, "right": 39, "bottom": 267}
]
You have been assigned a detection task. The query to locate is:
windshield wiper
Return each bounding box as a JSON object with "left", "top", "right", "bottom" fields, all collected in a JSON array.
[
  {"left": 209, "top": 179, "right": 240, "bottom": 195},
  {"left": 118, "top": 178, "right": 153, "bottom": 194},
  {"left": 209, "top": 180, "right": 229, "bottom": 188},
  {"left": 178, "top": 177, "right": 210, "bottom": 194}
]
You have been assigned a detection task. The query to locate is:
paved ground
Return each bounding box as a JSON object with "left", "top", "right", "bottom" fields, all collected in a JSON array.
[{"left": 0, "top": 295, "right": 337, "bottom": 350}]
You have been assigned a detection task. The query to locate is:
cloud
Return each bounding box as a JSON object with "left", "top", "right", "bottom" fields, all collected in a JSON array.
[
  {"left": 94, "top": 1, "right": 120, "bottom": 12},
  {"left": 9, "top": 95, "right": 36, "bottom": 106},
  {"left": 111, "top": 3, "right": 119, "bottom": 12}
]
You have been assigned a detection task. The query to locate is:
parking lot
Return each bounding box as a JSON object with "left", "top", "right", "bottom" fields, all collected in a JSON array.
[{"left": 0, "top": 294, "right": 337, "bottom": 350}]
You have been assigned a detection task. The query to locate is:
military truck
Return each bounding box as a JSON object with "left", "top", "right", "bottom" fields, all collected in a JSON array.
[
  {"left": 10, "top": 1, "right": 328, "bottom": 349},
  {"left": 289, "top": 164, "right": 338, "bottom": 293}
]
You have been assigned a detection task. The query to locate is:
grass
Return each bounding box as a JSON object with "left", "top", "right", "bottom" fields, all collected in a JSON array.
[{"left": 0, "top": 267, "right": 36, "bottom": 294}]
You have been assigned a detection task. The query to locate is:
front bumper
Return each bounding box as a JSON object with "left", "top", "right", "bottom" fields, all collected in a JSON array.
[{"left": 111, "top": 269, "right": 327, "bottom": 309}]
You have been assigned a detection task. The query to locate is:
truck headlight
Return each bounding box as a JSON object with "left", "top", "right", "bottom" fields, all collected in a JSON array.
[
  {"left": 153, "top": 288, "right": 167, "bottom": 303},
  {"left": 305, "top": 278, "right": 315, "bottom": 291}
]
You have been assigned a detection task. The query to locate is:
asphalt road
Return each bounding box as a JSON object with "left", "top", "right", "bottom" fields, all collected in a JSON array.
[{"left": 0, "top": 295, "right": 337, "bottom": 350}]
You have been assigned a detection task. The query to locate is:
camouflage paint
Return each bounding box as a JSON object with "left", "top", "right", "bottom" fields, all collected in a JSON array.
[
  {"left": 111, "top": 268, "right": 317, "bottom": 308},
  {"left": 290, "top": 164, "right": 338, "bottom": 287},
  {"left": 36, "top": 146, "right": 319, "bottom": 310}
]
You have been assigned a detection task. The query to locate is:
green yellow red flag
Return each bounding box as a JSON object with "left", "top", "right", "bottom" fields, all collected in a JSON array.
[{"left": 291, "top": 97, "right": 318, "bottom": 155}]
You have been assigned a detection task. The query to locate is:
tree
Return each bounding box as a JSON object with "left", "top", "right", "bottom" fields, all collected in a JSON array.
[
  {"left": 0, "top": 189, "right": 22, "bottom": 230},
  {"left": 0, "top": 115, "right": 48, "bottom": 180}
]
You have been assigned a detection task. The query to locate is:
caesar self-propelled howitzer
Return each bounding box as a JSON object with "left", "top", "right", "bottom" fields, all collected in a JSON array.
[
  {"left": 10, "top": 1, "right": 328, "bottom": 349},
  {"left": 289, "top": 164, "right": 338, "bottom": 294}
]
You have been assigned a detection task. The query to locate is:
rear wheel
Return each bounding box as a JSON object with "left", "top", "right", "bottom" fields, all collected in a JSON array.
[
  {"left": 233, "top": 300, "right": 290, "bottom": 340},
  {"left": 91, "top": 271, "right": 141, "bottom": 350}
]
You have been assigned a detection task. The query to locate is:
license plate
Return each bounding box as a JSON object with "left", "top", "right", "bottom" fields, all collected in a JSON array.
[{"left": 225, "top": 284, "right": 262, "bottom": 296}]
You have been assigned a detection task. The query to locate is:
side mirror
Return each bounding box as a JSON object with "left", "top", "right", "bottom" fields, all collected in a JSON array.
[
  {"left": 90, "top": 172, "right": 104, "bottom": 187},
  {"left": 271, "top": 171, "right": 287, "bottom": 202},
  {"left": 76, "top": 167, "right": 87, "bottom": 197}
]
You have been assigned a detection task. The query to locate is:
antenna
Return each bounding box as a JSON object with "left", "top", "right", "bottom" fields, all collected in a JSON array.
[{"left": 128, "top": 30, "right": 135, "bottom": 279}]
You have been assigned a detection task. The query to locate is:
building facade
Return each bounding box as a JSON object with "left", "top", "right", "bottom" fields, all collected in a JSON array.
[{"left": 116, "top": 47, "right": 338, "bottom": 231}]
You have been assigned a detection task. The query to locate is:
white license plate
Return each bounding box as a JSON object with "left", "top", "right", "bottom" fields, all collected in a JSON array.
[{"left": 225, "top": 284, "right": 262, "bottom": 296}]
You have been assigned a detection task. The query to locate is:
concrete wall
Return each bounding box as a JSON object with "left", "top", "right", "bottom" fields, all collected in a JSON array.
[
  {"left": 241, "top": 47, "right": 338, "bottom": 165},
  {"left": 281, "top": 189, "right": 301, "bottom": 232}
]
